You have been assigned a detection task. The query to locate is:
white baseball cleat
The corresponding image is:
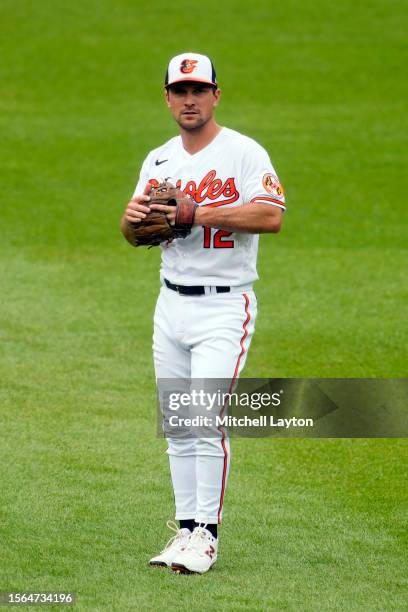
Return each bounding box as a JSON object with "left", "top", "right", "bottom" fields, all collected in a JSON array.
[
  {"left": 171, "top": 525, "right": 218, "bottom": 574},
  {"left": 149, "top": 520, "right": 191, "bottom": 567}
]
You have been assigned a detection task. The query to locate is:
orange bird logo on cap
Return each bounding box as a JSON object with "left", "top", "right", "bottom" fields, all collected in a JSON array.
[{"left": 180, "top": 59, "right": 198, "bottom": 74}]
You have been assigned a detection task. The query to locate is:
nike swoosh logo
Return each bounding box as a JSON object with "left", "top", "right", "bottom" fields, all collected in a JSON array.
[{"left": 155, "top": 159, "right": 168, "bottom": 166}]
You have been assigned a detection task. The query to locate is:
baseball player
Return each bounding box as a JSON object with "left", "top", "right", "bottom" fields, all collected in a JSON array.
[{"left": 121, "top": 52, "right": 285, "bottom": 574}]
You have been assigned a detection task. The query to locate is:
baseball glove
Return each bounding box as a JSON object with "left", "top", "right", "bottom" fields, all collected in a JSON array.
[{"left": 122, "top": 180, "right": 198, "bottom": 247}]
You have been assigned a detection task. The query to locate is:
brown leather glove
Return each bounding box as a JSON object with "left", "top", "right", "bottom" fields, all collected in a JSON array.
[{"left": 122, "top": 180, "right": 198, "bottom": 247}]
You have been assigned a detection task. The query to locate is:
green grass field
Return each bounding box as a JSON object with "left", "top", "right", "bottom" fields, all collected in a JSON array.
[{"left": 1, "top": 0, "right": 407, "bottom": 610}]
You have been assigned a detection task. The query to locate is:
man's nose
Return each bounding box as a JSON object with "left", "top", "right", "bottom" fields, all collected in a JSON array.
[{"left": 184, "top": 93, "right": 195, "bottom": 106}]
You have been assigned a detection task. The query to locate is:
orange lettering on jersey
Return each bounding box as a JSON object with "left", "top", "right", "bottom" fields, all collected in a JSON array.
[
  {"left": 195, "top": 170, "right": 217, "bottom": 203},
  {"left": 207, "top": 178, "right": 223, "bottom": 199},
  {"left": 223, "top": 178, "right": 236, "bottom": 197},
  {"left": 178, "top": 170, "right": 239, "bottom": 206},
  {"left": 202, "top": 172, "right": 239, "bottom": 206},
  {"left": 152, "top": 172, "right": 240, "bottom": 206},
  {"left": 183, "top": 181, "right": 196, "bottom": 198}
]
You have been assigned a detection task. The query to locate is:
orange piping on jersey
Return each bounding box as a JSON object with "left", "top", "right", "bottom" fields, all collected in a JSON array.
[{"left": 251, "top": 196, "right": 286, "bottom": 209}]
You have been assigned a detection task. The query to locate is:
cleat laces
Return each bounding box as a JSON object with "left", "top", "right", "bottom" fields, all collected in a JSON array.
[
  {"left": 160, "top": 520, "right": 188, "bottom": 553},
  {"left": 185, "top": 524, "right": 211, "bottom": 556}
]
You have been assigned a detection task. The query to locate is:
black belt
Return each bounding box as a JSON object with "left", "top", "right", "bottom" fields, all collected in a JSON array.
[{"left": 164, "top": 278, "right": 230, "bottom": 296}]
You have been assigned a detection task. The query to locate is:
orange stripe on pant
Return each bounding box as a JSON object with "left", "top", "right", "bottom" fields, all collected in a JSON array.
[{"left": 217, "top": 293, "right": 251, "bottom": 523}]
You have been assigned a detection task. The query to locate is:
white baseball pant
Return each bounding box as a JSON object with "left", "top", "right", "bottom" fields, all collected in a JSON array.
[{"left": 153, "top": 284, "right": 257, "bottom": 524}]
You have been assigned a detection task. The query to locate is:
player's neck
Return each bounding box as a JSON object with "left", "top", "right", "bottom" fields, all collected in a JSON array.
[{"left": 180, "top": 120, "right": 222, "bottom": 155}]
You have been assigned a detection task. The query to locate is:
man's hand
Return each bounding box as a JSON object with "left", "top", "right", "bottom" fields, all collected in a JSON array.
[
  {"left": 149, "top": 203, "right": 176, "bottom": 226},
  {"left": 123, "top": 182, "right": 151, "bottom": 223},
  {"left": 120, "top": 180, "right": 197, "bottom": 247}
]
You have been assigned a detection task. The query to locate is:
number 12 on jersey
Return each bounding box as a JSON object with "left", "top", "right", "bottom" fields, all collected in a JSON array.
[{"left": 202, "top": 226, "right": 234, "bottom": 249}]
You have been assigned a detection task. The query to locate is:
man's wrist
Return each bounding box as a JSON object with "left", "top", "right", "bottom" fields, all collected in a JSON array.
[{"left": 194, "top": 207, "right": 205, "bottom": 225}]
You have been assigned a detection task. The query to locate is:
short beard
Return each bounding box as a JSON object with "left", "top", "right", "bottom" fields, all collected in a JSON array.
[{"left": 177, "top": 114, "right": 210, "bottom": 132}]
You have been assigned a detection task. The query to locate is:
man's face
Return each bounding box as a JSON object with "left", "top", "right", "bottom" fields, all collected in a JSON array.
[{"left": 165, "top": 82, "right": 221, "bottom": 131}]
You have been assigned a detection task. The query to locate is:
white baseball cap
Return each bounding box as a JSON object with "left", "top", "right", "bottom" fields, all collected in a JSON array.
[{"left": 165, "top": 52, "right": 217, "bottom": 88}]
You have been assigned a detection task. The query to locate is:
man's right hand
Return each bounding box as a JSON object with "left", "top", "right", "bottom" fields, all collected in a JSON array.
[{"left": 123, "top": 182, "right": 151, "bottom": 223}]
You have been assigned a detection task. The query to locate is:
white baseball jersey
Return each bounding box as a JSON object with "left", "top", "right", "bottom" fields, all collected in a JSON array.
[{"left": 133, "top": 127, "right": 286, "bottom": 286}]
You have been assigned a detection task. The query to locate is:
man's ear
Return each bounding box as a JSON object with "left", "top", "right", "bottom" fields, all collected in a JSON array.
[
  {"left": 164, "top": 88, "right": 170, "bottom": 107},
  {"left": 213, "top": 88, "right": 221, "bottom": 107}
]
